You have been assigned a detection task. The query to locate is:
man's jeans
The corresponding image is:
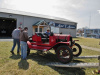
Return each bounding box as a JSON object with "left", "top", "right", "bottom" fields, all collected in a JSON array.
[
  {"left": 11, "top": 39, "right": 20, "bottom": 53},
  {"left": 20, "top": 41, "right": 27, "bottom": 59}
]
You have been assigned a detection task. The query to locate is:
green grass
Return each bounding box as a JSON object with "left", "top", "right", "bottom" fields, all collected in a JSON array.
[
  {"left": 0, "top": 41, "right": 100, "bottom": 75},
  {"left": 73, "top": 37, "right": 100, "bottom": 48}
]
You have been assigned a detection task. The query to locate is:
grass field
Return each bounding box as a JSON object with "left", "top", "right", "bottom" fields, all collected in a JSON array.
[
  {"left": 73, "top": 37, "right": 100, "bottom": 48},
  {"left": 0, "top": 38, "right": 100, "bottom": 75}
]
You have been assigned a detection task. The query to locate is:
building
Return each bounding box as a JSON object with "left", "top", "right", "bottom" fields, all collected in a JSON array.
[
  {"left": 77, "top": 28, "right": 84, "bottom": 37},
  {"left": 0, "top": 8, "right": 77, "bottom": 37},
  {"left": 84, "top": 29, "right": 100, "bottom": 38}
]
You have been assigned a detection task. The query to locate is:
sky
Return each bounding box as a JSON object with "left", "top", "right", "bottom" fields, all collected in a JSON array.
[{"left": 0, "top": 0, "right": 100, "bottom": 29}]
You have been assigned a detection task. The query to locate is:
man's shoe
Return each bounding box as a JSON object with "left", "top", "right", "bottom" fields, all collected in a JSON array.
[{"left": 10, "top": 51, "right": 15, "bottom": 54}]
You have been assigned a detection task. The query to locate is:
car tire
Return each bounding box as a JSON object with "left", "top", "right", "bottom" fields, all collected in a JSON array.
[
  {"left": 27, "top": 46, "right": 30, "bottom": 56},
  {"left": 56, "top": 45, "right": 73, "bottom": 64},
  {"left": 72, "top": 43, "right": 82, "bottom": 57}
]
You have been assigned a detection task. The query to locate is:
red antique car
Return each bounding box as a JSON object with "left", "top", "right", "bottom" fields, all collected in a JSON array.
[{"left": 27, "top": 32, "right": 82, "bottom": 63}]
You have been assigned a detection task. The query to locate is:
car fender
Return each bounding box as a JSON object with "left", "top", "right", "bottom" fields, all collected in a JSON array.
[{"left": 53, "top": 42, "right": 70, "bottom": 49}]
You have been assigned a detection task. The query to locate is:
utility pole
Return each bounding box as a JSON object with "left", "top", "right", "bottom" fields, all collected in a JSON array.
[{"left": 89, "top": 13, "right": 91, "bottom": 29}]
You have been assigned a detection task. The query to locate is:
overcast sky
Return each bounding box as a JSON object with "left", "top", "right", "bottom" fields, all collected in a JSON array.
[{"left": 0, "top": 0, "right": 100, "bottom": 29}]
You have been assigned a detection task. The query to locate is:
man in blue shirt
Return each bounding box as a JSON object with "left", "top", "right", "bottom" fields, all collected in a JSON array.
[{"left": 45, "top": 28, "right": 50, "bottom": 36}]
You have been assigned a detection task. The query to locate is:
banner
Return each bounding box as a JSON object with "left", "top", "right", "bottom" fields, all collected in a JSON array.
[{"left": 49, "top": 21, "right": 76, "bottom": 29}]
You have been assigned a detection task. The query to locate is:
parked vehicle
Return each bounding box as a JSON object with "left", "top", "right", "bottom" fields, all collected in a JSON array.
[{"left": 27, "top": 32, "right": 82, "bottom": 63}]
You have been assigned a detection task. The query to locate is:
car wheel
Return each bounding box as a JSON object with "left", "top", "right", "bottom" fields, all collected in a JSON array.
[
  {"left": 27, "top": 46, "right": 30, "bottom": 56},
  {"left": 56, "top": 45, "right": 73, "bottom": 64},
  {"left": 72, "top": 43, "right": 82, "bottom": 57}
]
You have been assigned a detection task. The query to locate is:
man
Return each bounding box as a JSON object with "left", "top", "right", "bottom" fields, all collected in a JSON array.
[
  {"left": 10, "top": 27, "right": 21, "bottom": 54},
  {"left": 20, "top": 27, "right": 28, "bottom": 60},
  {"left": 45, "top": 28, "right": 50, "bottom": 36}
]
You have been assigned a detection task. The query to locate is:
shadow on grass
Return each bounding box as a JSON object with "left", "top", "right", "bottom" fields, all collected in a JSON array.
[
  {"left": 27, "top": 51, "right": 85, "bottom": 75},
  {"left": 9, "top": 54, "right": 21, "bottom": 60},
  {"left": 72, "top": 59, "right": 85, "bottom": 63},
  {"left": 9, "top": 54, "right": 29, "bottom": 70},
  {"left": 18, "top": 59, "right": 29, "bottom": 70},
  {"left": 9, "top": 54, "right": 21, "bottom": 59}
]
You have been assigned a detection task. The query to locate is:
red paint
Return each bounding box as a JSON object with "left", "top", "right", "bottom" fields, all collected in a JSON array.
[{"left": 27, "top": 33, "right": 72, "bottom": 51}]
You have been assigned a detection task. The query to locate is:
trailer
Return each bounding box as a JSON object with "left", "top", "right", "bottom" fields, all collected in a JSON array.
[{"left": 46, "top": 55, "right": 100, "bottom": 74}]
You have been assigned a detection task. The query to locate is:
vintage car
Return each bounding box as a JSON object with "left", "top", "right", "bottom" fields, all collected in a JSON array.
[{"left": 27, "top": 32, "right": 82, "bottom": 63}]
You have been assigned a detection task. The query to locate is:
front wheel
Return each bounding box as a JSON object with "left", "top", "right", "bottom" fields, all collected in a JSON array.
[
  {"left": 56, "top": 46, "right": 73, "bottom": 64},
  {"left": 27, "top": 46, "right": 30, "bottom": 56},
  {"left": 72, "top": 43, "right": 82, "bottom": 57}
]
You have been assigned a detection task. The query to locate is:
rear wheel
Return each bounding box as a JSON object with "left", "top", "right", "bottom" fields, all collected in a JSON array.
[
  {"left": 27, "top": 46, "right": 30, "bottom": 56},
  {"left": 72, "top": 43, "right": 82, "bottom": 57},
  {"left": 56, "top": 46, "right": 73, "bottom": 64}
]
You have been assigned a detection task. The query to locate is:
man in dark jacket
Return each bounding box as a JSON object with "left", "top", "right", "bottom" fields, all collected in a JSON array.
[{"left": 20, "top": 27, "right": 28, "bottom": 60}]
